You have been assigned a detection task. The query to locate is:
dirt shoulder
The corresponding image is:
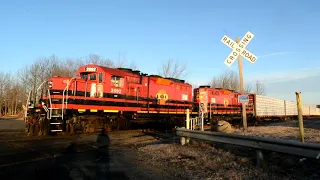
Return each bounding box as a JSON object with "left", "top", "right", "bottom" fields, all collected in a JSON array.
[{"left": 133, "top": 140, "right": 320, "bottom": 180}]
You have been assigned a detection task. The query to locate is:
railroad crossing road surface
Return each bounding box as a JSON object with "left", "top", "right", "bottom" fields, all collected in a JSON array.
[{"left": 0, "top": 134, "right": 163, "bottom": 180}]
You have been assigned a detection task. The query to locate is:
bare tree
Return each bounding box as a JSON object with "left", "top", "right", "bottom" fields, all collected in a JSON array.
[
  {"left": 86, "top": 54, "right": 114, "bottom": 67},
  {"left": 129, "top": 61, "right": 138, "bottom": 70},
  {"left": 114, "top": 53, "right": 127, "bottom": 68},
  {"left": 245, "top": 83, "right": 252, "bottom": 94},
  {"left": 64, "top": 58, "right": 85, "bottom": 76},
  {"left": 210, "top": 70, "right": 240, "bottom": 91},
  {"left": 158, "top": 59, "right": 187, "bottom": 79},
  {"left": 255, "top": 80, "right": 265, "bottom": 95},
  {"left": 209, "top": 70, "right": 266, "bottom": 94},
  {"left": 0, "top": 72, "right": 9, "bottom": 116}
]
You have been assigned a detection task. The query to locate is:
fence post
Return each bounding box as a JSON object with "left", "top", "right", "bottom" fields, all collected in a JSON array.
[
  {"left": 181, "top": 109, "right": 190, "bottom": 145},
  {"left": 201, "top": 112, "right": 204, "bottom": 131},
  {"left": 256, "top": 150, "right": 264, "bottom": 167},
  {"left": 296, "top": 92, "right": 305, "bottom": 142}
]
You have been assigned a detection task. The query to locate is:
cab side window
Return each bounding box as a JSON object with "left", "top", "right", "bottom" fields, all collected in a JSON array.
[
  {"left": 90, "top": 74, "right": 96, "bottom": 80},
  {"left": 99, "top": 73, "right": 103, "bottom": 83}
]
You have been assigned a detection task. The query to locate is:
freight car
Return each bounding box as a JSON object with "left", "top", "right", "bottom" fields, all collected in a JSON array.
[
  {"left": 25, "top": 64, "right": 194, "bottom": 135},
  {"left": 251, "top": 94, "right": 320, "bottom": 120},
  {"left": 193, "top": 87, "right": 320, "bottom": 123}
]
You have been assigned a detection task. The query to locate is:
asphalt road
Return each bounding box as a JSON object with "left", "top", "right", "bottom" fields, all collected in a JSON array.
[{"left": 0, "top": 116, "right": 25, "bottom": 130}]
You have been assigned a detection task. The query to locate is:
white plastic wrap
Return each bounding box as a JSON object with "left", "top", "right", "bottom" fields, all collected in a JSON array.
[
  {"left": 285, "top": 101, "right": 298, "bottom": 116},
  {"left": 255, "top": 95, "right": 286, "bottom": 116}
]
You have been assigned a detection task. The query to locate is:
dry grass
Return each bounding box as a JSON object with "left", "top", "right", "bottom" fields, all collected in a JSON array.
[
  {"left": 135, "top": 141, "right": 306, "bottom": 180},
  {"left": 135, "top": 141, "right": 320, "bottom": 179},
  {"left": 234, "top": 119, "right": 320, "bottom": 143}
]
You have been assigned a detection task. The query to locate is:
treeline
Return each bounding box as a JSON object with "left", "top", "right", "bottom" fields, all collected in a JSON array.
[
  {"left": 209, "top": 70, "right": 265, "bottom": 95},
  {"left": 0, "top": 54, "right": 136, "bottom": 117}
]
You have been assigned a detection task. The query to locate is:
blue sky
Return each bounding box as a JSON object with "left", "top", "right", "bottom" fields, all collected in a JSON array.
[{"left": 1, "top": 0, "right": 320, "bottom": 105}]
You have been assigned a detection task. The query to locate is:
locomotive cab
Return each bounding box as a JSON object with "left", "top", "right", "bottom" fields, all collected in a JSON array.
[{"left": 76, "top": 65, "right": 106, "bottom": 98}]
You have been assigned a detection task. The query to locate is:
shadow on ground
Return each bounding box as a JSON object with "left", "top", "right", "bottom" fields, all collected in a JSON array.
[{"left": 0, "top": 128, "right": 129, "bottom": 180}]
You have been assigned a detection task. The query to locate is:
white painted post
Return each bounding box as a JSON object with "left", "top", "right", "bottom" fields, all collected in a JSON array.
[
  {"left": 186, "top": 109, "right": 190, "bottom": 129},
  {"left": 181, "top": 109, "right": 191, "bottom": 145},
  {"left": 193, "top": 118, "right": 195, "bottom": 130},
  {"left": 209, "top": 103, "right": 211, "bottom": 121},
  {"left": 201, "top": 112, "right": 204, "bottom": 131}
]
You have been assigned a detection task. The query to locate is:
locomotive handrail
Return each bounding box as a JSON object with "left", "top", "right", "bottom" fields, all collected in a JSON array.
[
  {"left": 25, "top": 81, "right": 48, "bottom": 122},
  {"left": 36, "top": 81, "right": 48, "bottom": 92},
  {"left": 24, "top": 91, "right": 32, "bottom": 123},
  {"left": 62, "top": 78, "right": 75, "bottom": 120},
  {"left": 47, "top": 89, "right": 52, "bottom": 119},
  {"left": 176, "top": 128, "right": 320, "bottom": 159}
]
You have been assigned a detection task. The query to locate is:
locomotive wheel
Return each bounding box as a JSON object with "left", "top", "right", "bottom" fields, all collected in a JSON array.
[
  {"left": 113, "top": 116, "right": 128, "bottom": 130},
  {"left": 27, "top": 124, "right": 35, "bottom": 136},
  {"left": 66, "top": 122, "right": 75, "bottom": 135},
  {"left": 38, "top": 118, "right": 43, "bottom": 136}
]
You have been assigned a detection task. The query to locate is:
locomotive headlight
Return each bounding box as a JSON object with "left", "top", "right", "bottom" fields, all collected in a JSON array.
[{"left": 48, "top": 81, "right": 53, "bottom": 88}]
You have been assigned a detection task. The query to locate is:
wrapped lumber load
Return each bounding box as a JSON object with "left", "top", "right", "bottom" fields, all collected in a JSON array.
[
  {"left": 302, "top": 105, "right": 310, "bottom": 116},
  {"left": 310, "top": 106, "right": 317, "bottom": 115},
  {"left": 285, "top": 101, "right": 298, "bottom": 116},
  {"left": 255, "top": 95, "right": 286, "bottom": 116}
]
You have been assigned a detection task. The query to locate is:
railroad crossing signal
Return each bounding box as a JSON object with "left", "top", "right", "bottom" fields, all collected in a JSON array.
[
  {"left": 220, "top": 31, "right": 258, "bottom": 133},
  {"left": 221, "top": 31, "right": 258, "bottom": 67}
]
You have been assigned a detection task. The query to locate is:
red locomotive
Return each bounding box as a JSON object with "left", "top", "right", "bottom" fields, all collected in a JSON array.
[
  {"left": 192, "top": 86, "right": 254, "bottom": 123},
  {"left": 25, "top": 64, "right": 194, "bottom": 134}
]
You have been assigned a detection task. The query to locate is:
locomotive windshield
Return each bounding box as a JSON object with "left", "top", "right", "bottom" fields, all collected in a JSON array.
[
  {"left": 80, "top": 73, "right": 88, "bottom": 80},
  {"left": 80, "top": 73, "right": 98, "bottom": 81}
]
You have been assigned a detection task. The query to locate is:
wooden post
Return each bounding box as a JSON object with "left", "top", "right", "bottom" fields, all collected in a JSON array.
[
  {"left": 236, "top": 37, "right": 248, "bottom": 133},
  {"left": 295, "top": 92, "right": 305, "bottom": 142}
]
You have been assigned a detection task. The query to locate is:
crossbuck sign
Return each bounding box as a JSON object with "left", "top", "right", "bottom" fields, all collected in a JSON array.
[{"left": 221, "top": 31, "right": 258, "bottom": 67}]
